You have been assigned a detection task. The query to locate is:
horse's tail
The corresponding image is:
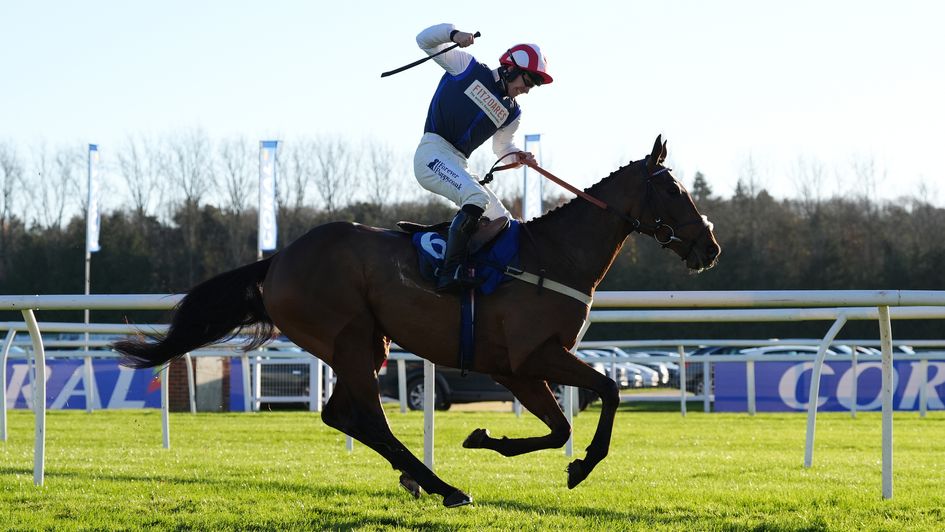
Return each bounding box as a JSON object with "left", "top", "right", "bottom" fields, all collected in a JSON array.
[{"left": 113, "top": 257, "right": 275, "bottom": 369}]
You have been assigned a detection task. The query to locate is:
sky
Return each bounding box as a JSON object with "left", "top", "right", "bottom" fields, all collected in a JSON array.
[{"left": 2, "top": 0, "right": 944, "bottom": 208}]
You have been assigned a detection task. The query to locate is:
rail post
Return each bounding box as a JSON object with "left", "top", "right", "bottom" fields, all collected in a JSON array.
[
  {"left": 878, "top": 305, "right": 894, "bottom": 499},
  {"left": 22, "top": 310, "right": 46, "bottom": 486},
  {"left": 1, "top": 329, "right": 15, "bottom": 442}
]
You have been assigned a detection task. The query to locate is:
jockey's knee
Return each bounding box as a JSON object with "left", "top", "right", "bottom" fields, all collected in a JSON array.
[{"left": 460, "top": 189, "right": 490, "bottom": 214}]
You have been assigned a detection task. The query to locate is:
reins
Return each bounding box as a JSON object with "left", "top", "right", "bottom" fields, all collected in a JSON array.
[
  {"left": 481, "top": 157, "right": 678, "bottom": 237},
  {"left": 477, "top": 155, "right": 712, "bottom": 300}
]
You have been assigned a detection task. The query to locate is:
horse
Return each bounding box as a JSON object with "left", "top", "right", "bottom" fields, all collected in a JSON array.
[{"left": 114, "top": 135, "right": 720, "bottom": 508}]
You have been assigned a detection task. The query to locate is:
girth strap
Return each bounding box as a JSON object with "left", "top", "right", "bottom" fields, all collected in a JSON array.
[{"left": 503, "top": 268, "right": 593, "bottom": 306}]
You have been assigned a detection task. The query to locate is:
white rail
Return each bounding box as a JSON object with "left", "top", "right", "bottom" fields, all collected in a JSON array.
[{"left": 3, "top": 290, "right": 945, "bottom": 500}]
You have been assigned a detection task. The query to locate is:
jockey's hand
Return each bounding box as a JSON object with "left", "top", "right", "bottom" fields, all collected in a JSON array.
[
  {"left": 516, "top": 151, "right": 537, "bottom": 167},
  {"left": 451, "top": 31, "right": 476, "bottom": 48}
]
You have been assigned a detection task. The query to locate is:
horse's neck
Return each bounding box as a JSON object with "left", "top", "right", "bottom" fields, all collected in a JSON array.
[{"left": 524, "top": 176, "right": 638, "bottom": 294}]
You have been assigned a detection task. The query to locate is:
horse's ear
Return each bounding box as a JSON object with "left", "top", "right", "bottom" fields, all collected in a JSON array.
[
  {"left": 661, "top": 139, "right": 668, "bottom": 164},
  {"left": 648, "top": 135, "right": 665, "bottom": 171}
]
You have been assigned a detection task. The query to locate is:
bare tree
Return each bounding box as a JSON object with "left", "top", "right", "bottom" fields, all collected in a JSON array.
[
  {"left": 0, "top": 140, "right": 24, "bottom": 278},
  {"left": 117, "top": 134, "right": 164, "bottom": 217},
  {"left": 364, "top": 139, "right": 401, "bottom": 206},
  {"left": 0, "top": 141, "right": 23, "bottom": 227},
  {"left": 218, "top": 136, "right": 253, "bottom": 214},
  {"left": 56, "top": 146, "right": 83, "bottom": 224},
  {"left": 735, "top": 153, "right": 766, "bottom": 199},
  {"left": 850, "top": 154, "right": 886, "bottom": 205},
  {"left": 20, "top": 142, "right": 80, "bottom": 230},
  {"left": 790, "top": 155, "right": 826, "bottom": 215},
  {"left": 281, "top": 138, "right": 317, "bottom": 210},
  {"left": 165, "top": 128, "right": 214, "bottom": 207},
  {"left": 313, "top": 136, "right": 360, "bottom": 215}
]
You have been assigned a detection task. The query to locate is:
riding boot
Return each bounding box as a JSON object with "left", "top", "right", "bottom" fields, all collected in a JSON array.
[{"left": 436, "top": 207, "right": 483, "bottom": 294}]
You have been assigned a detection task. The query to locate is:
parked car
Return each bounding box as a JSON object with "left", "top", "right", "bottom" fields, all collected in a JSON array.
[
  {"left": 683, "top": 345, "right": 744, "bottom": 395},
  {"left": 686, "top": 344, "right": 845, "bottom": 395},
  {"left": 737, "top": 345, "right": 840, "bottom": 358},
  {"left": 378, "top": 354, "right": 600, "bottom": 412},
  {"left": 584, "top": 348, "right": 662, "bottom": 388},
  {"left": 575, "top": 349, "right": 633, "bottom": 388},
  {"left": 833, "top": 344, "right": 916, "bottom": 356},
  {"left": 603, "top": 347, "right": 679, "bottom": 386}
]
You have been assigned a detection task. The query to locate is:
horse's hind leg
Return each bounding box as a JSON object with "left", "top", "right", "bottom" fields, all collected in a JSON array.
[
  {"left": 316, "top": 317, "right": 472, "bottom": 508},
  {"left": 463, "top": 375, "right": 571, "bottom": 456}
]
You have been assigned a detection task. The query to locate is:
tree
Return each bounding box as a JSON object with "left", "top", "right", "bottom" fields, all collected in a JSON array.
[
  {"left": 691, "top": 171, "right": 712, "bottom": 202},
  {"left": 364, "top": 139, "right": 401, "bottom": 207},
  {"left": 165, "top": 129, "right": 214, "bottom": 207},
  {"left": 218, "top": 136, "right": 253, "bottom": 214},
  {"left": 0, "top": 141, "right": 24, "bottom": 280},
  {"left": 217, "top": 137, "right": 255, "bottom": 267},
  {"left": 117, "top": 134, "right": 164, "bottom": 218},
  {"left": 790, "top": 155, "right": 826, "bottom": 216},
  {"left": 164, "top": 129, "right": 215, "bottom": 285},
  {"left": 282, "top": 138, "right": 317, "bottom": 210},
  {"left": 313, "top": 136, "right": 360, "bottom": 215}
]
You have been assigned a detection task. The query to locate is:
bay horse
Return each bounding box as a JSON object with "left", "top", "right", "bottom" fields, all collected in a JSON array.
[{"left": 114, "top": 136, "right": 720, "bottom": 508}]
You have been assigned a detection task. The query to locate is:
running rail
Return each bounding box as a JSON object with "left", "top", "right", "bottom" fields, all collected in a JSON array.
[{"left": 3, "top": 290, "right": 945, "bottom": 499}]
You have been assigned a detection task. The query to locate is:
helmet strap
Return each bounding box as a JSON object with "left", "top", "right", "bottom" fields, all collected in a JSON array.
[{"left": 497, "top": 65, "right": 520, "bottom": 97}]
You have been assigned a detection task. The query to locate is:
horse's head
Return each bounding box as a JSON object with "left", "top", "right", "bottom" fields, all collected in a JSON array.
[{"left": 630, "top": 136, "right": 721, "bottom": 272}]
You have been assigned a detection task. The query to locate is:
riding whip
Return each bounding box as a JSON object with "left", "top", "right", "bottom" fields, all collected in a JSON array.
[{"left": 381, "top": 31, "right": 481, "bottom": 78}]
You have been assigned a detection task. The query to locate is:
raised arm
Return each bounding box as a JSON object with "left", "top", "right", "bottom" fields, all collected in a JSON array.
[{"left": 416, "top": 23, "right": 474, "bottom": 76}]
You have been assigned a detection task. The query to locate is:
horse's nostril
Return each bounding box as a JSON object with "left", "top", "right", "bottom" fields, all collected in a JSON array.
[{"left": 706, "top": 244, "right": 720, "bottom": 261}]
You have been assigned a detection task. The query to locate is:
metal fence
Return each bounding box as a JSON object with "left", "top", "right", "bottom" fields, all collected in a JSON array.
[{"left": 4, "top": 290, "right": 945, "bottom": 500}]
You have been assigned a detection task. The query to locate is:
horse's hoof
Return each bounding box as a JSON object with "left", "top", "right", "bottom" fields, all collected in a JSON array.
[
  {"left": 399, "top": 472, "right": 421, "bottom": 499},
  {"left": 443, "top": 489, "right": 473, "bottom": 508},
  {"left": 566, "top": 459, "right": 589, "bottom": 489},
  {"left": 462, "top": 428, "right": 490, "bottom": 449}
]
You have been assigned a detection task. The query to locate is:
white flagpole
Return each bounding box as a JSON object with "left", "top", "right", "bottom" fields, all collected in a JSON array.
[
  {"left": 258, "top": 141, "right": 279, "bottom": 260},
  {"left": 522, "top": 134, "right": 542, "bottom": 221},
  {"left": 84, "top": 144, "right": 101, "bottom": 413}
]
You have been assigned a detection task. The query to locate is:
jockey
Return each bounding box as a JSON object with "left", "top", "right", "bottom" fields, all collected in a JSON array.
[{"left": 413, "top": 23, "right": 553, "bottom": 294}]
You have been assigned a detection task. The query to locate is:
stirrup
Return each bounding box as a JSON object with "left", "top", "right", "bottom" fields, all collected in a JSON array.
[{"left": 435, "top": 266, "right": 482, "bottom": 294}]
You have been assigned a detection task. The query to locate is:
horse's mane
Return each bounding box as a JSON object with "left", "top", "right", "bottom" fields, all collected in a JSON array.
[{"left": 523, "top": 161, "right": 635, "bottom": 231}]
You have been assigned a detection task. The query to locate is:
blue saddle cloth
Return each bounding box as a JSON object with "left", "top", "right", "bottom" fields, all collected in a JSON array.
[{"left": 411, "top": 220, "right": 521, "bottom": 295}]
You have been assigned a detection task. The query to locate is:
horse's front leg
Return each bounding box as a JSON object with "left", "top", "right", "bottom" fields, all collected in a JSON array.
[
  {"left": 516, "top": 340, "right": 621, "bottom": 489},
  {"left": 462, "top": 375, "right": 570, "bottom": 456}
]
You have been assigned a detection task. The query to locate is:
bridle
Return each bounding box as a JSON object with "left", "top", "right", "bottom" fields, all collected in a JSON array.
[
  {"left": 634, "top": 159, "right": 714, "bottom": 259},
  {"left": 481, "top": 156, "right": 713, "bottom": 258}
]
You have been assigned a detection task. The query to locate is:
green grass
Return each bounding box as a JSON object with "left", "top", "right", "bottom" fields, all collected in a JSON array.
[{"left": 2, "top": 405, "right": 945, "bottom": 531}]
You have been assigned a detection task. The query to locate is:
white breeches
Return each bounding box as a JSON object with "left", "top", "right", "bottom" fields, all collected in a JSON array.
[{"left": 413, "top": 133, "right": 511, "bottom": 220}]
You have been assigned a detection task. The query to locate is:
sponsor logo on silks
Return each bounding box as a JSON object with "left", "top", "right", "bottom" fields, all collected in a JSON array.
[
  {"left": 427, "top": 158, "right": 463, "bottom": 191},
  {"left": 420, "top": 232, "right": 447, "bottom": 260},
  {"left": 464, "top": 80, "right": 509, "bottom": 127}
]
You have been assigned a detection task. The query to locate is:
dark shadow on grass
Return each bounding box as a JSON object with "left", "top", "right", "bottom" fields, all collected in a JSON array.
[
  {"left": 0, "top": 466, "right": 33, "bottom": 476},
  {"left": 616, "top": 399, "right": 703, "bottom": 413},
  {"left": 2, "top": 466, "right": 466, "bottom": 530},
  {"left": 476, "top": 497, "right": 704, "bottom": 527}
]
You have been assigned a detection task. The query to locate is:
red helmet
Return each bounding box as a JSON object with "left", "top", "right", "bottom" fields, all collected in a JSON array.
[{"left": 499, "top": 44, "right": 553, "bottom": 85}]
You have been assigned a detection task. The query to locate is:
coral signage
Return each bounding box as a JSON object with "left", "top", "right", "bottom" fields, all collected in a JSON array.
[
  {"left": 714, "top": 361, "right": 945, "bottom": 412},
  {"left": 4, "top": 359, "right": 160, "bottom": 410}
]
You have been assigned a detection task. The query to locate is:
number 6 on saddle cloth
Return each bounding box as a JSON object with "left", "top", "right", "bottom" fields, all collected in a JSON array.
[
  {"left": 410, "top": 218, "right": 521, "bottom": 295},
  {"left": 408, "top": 218, "right": 521, "bottom": 375}
]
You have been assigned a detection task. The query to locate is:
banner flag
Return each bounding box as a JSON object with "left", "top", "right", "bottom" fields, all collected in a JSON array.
[
  {"left": 258, "top": 140, "right": 279, "bottom": 252},
  {"left": 522, "top": 134, "right": 542, "bottom": 221},
  {"left": 86, "top": 144, "right": 101, "bottom": 253}
]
